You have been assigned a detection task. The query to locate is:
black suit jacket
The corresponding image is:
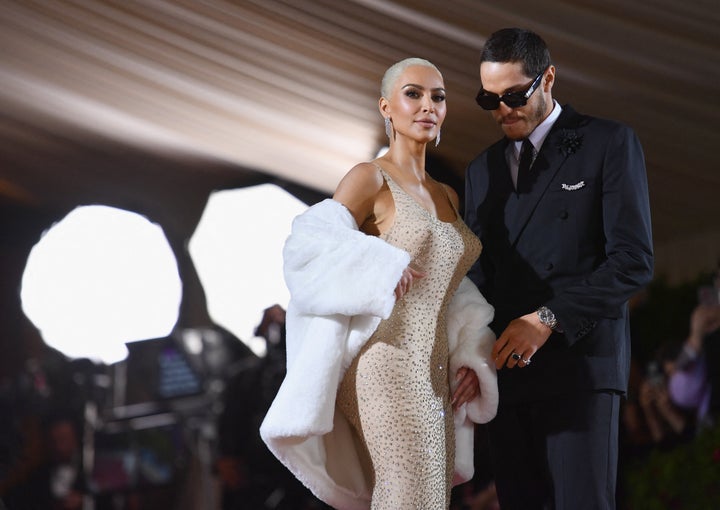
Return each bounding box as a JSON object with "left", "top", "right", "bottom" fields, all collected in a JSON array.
[{"left": 465, "top": 105, "right": 654, "bottom": 405}]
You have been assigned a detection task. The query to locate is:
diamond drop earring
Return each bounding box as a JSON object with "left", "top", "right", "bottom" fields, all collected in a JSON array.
[
  {"left": 435, "top": 129, "right": 441, "bottom": 147},
  {"left": 384, "top": 116, "right": 392, "bottom": 139}
]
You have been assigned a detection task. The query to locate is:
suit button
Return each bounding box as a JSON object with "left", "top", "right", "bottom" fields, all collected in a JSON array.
[
  {"left": 559, "top": 210, "right": 569, "bottom": 219},
  {"left": 545, "top": 263, "right": 554, "bottom": 271}
]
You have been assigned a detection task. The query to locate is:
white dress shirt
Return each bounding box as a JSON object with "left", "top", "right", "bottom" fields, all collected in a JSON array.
[{"left": 508, "top": 101, "right": 563, "bottom": 188}]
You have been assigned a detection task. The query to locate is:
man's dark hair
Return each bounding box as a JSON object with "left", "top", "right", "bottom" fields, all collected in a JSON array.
[{"left": 480, "top": 28, "right": 552, "bottom": 79}]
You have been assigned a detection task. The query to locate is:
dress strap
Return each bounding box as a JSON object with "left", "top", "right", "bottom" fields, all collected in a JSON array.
[
  {"left": 372, "top": 162, "right": 458, "bottom": 223},
  {"left": 373, "top": 162, "right": 411, "bottom": 212},
  {"left": 439, "top": 183, "right": 460, "bottom": 219},
  {"left": 373, "top": 162, "right": 393, "bottom": 187}
]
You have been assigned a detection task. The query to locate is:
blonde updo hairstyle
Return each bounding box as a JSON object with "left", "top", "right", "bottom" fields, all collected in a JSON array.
[{"left": 380, "top": 57, "right": 442, "bottom": 99}]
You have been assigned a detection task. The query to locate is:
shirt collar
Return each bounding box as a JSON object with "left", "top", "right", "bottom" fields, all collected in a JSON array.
[{"left": 514, "top": 101, "right": 562, "bottom": 157}]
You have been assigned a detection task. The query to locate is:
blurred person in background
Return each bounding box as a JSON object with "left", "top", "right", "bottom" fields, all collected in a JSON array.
[
  {"left": 4, "top": 411, "right": 86, "bottom": 510},
  {"left": 631, "top": 269, "right": 720, "bottom": 449},
  {"left": 662, "top": 287, "right": 720, "bottom": 431},
  {"left": 694, "top": 260, "right": 720, "bottom": 419},
  {"left": 637, "top": 359, "right": 691, "bottom": 446},
  {"left": 216, "top": 304, "right": 328, "bottom": 510}
]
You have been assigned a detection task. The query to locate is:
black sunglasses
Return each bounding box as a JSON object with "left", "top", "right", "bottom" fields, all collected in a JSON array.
[{"left": 475, "top": 69, "right": 545, "bottom": 110}]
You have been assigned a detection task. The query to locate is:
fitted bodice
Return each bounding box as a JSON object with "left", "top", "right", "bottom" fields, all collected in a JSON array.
[{"left": 379, "top": 167, "right": 481, "bottom": 322}]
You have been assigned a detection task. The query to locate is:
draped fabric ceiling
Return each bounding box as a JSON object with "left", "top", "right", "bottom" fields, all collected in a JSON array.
[{"left": 1, "top": 0, "right": 719, "bottom": 283}]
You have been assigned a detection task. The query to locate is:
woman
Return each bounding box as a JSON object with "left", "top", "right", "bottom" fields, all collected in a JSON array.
[{"left": 261, "top": 58, "right": 497, "bottom": 509}]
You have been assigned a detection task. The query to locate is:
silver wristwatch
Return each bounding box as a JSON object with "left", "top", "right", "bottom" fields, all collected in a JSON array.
[{"left": 537, "top": 306, "right": 558, "bottom": 330}]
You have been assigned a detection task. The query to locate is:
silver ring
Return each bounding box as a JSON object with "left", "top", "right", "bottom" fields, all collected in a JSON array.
[
  {"left": 521, "top": 358, "right": 532, "bottom": 365},
  {"left": 511, "top": 352, "right": 521, "bottom": 361}
]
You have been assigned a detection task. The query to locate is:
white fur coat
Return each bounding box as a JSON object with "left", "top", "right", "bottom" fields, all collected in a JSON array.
[{"left": 260, "top": 199, "right": 497, "bottom": 510}]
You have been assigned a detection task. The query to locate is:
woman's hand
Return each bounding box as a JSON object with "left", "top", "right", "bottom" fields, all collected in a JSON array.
[
  {"left": 394, "top": 265, "right": 426, "bottom": 300},
  {"left": 452, "top": 366, "right": 480, "bottom": 410}
]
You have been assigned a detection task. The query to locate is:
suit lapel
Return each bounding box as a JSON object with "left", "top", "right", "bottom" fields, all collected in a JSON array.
[{"left": 507, "top": 106, "right": 583, "bottom": 246}]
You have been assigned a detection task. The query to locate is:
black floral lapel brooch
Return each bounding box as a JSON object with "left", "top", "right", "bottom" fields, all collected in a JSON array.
[{"left": 557, "top": 129, "right": 583, "bottom": 156}]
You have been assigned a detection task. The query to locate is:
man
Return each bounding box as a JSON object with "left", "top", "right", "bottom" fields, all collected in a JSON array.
[{"left": 464, "top": 28, "right": 654, "bottom": 509}]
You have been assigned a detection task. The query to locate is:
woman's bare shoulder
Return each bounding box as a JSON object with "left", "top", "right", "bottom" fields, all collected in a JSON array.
[
  {"left": 332, "top": 161, "right": 385, "bottom": 228},
  {"left": 333, "top": 161, "right": 384, "bottom": 202},
  {"left": 440, "top": 182, "right": 460, "bottom": 210}
]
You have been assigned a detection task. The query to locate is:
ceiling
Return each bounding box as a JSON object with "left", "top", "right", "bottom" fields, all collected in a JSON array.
[{"left": 1, "top": 0, "right": 719, "bottom": 283}]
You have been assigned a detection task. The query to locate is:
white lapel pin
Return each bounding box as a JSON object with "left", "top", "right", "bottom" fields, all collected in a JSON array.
[{"left": 561, "top": 181, "right": 585, "bottom": 191}]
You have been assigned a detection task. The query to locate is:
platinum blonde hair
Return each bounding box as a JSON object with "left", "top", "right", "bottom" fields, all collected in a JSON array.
[{"left": 380, "top": 57, "right": 442, "bottom": 99}]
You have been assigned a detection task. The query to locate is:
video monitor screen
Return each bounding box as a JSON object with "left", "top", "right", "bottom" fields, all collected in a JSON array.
[{"left": 123, "top": 336, "right": 204, "bottom": 406}]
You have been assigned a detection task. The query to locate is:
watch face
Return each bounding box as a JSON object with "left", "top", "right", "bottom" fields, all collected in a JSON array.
[{"left": 539, "top": 307, "right": 556, "bottom": 327}]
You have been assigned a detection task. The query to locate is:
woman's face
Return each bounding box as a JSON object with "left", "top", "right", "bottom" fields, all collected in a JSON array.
[{"left": 383, "top": 65, "right": 446, "bottom": 145}]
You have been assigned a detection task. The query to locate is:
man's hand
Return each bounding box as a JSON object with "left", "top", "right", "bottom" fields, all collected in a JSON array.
[{"left": 492, "top": 311, "right": 553, "bottom": 369}]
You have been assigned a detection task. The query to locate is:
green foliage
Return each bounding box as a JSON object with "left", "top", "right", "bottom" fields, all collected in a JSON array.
[{"left": 623, "top": 424, "right": 720, "bottom": 509}]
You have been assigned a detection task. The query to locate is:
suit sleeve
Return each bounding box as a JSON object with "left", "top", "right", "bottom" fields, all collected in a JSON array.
[{"left": 547, "top": 125, "right": 654, "bottom": 343}]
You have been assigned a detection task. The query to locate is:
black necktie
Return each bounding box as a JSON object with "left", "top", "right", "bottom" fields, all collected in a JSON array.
[{"left": 517, "top": 139, "right": 535, "bottom": 193}]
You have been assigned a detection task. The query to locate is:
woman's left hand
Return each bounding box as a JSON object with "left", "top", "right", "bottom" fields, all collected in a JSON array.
[{"left": 451, "top": 366, "right": 479, "bottom": 410}]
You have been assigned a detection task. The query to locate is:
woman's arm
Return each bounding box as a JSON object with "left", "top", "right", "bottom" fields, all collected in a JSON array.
[
  {"left": 333, "top": 162, "right": 423, "bottom": 300},
  {"left": 332, "top": 162, "right": 385, "bottom": 232}
]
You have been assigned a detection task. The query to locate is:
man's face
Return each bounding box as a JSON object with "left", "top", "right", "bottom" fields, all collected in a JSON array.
[{"left": 479, "top": 61, "right": 553, "bottom": 141}]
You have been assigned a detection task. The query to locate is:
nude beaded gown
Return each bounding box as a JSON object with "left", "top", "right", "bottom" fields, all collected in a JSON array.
[{"left": 336, "top": 167, "right": 482, "bottom": 509}]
